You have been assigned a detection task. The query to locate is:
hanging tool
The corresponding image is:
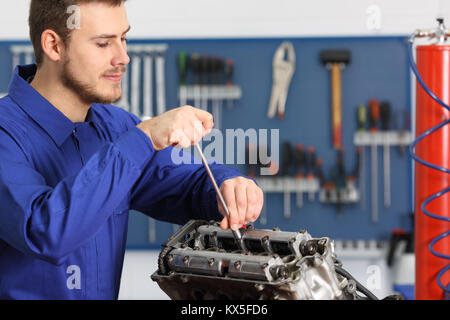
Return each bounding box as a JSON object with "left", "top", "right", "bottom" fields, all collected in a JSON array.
[
  {"left": 142, "top": 53, "right": 154, "bottom": 119},
  {"left": 357, "top": 104, "right": 367, "bottom": 209},
  {"left": 245, "top": 144, "right": 258, "bottom": 178},
  {"left": 200, "top": 55, "right": 210, "bottom": 112},
  {"left": 267, "top": 41, "right": 296, "bottom": 119},
  {"left": 380, "top": 101, "right": 392, "bottom": 208},
  {"left": 394, "top": 109, "right": 411, "bottom": 157},
  {"left": 245, "top": 144, "right": 267, "bottom": 225},
  {"left": 155, "top": 51, "right": 166, "bottom": 116},
  {"left": 130, "top": 54, "right": 141, "bottom": 116},
  {"left": 195, "top": 144, "right": 246, "bottom": 251},
  {"left": 368, "top": 99, "right": 380, "bottom": 223},
  {"left": 320, "top": 50, "right": 351, "bottom": 149},
  {"left": 306, "top": 146, "right": 317, "bottom": 202},
  {"left": 293, "top": 144, "right": 306, "bottom": 208},
  {"left": 330, "top": 149, "right": 347, "bottom": 217},
  {"left": 281, "top": 142, "right": 293, "bottom": 219},
  {"left": 211, "top": 56, "right": 224, "bottom": 130},
  {"left": 177, "top": 51, "right": 188, "bottom": 106},
  {"left": 224, "top": 59, "right": 234, "bottom": 109},
  {"left": 316, "top": 158, "right": 326, "bottom": 187},
  {"left": 190, "top": 53, "right": 202, "bottom": 109}
]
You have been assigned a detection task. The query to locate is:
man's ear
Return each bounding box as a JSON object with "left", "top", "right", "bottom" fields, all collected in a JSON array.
[{"left": 40, "top": 29, "right": 66, "bottom": 63}]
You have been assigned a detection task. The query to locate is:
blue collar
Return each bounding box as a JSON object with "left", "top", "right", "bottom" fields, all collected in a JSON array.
[{"left": 7, "top": 64, "right": 99, "bottom": 147}]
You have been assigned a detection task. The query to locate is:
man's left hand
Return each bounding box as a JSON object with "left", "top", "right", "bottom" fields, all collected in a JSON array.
[{"left": 217, "top": 177, "right": 264, "bottom": 230}]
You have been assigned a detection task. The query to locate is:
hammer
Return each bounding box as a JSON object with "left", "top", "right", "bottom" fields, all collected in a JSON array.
[{"left": 320, "top": 50, "right": 351, "bottom": 150}]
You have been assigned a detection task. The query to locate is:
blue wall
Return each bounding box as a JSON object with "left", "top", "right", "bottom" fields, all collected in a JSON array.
[{"left": 0, "top": 36, "right": 412, "bottom": 249}]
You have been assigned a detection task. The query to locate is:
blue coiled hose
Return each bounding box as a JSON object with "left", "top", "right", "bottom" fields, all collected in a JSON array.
[{"left": 408, "top": 35, "right": 450, "bottom": 299}]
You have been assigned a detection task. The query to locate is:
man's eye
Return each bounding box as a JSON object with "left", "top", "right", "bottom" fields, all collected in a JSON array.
[
  {"left": 121, "top": 38, "right": 128, "bottom": 43},
  {"left": 97, "top": 42, "right": 109, "bottom": 48}
]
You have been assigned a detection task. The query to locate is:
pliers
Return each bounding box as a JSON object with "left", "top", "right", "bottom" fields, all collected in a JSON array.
[{"left": 267, "top": 41, "right": 296, "bottom": 119}]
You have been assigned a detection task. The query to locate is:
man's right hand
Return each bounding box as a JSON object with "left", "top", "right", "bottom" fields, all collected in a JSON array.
[{"left": 137, "top": 106, "right": 214, "bottom": 150}]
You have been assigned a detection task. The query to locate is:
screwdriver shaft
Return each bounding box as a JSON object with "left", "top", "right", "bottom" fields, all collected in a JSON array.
[{"left": 195, "top": 144, "right": 246, "bottom": 250}]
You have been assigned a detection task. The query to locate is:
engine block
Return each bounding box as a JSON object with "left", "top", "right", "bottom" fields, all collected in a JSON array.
[{"left": 151, "top": 220, "right": 395, "bottom": 300}]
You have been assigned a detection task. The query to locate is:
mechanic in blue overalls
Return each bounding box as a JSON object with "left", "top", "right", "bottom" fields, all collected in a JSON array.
[{"left": 0, "top": 0, "right": 263, "bottom": 299}]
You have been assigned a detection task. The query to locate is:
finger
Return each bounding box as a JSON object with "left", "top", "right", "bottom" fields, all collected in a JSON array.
[
  {"left": 221, "top": 182, "right": 240, "bottom": 230},
  {"left": 220, "top": 217, "right": 228, "bottom": 230},
  {"left": 235, "top": 181, "right": 247, "bottom": 227},
  {"left": 246, "top": 185, "right": 258, "bottom": 223},
  {"left": 216, "top": 195, "right": 229, "bottom": 230},
  {"left": 190, "top": 119, "right": 204, "bottom": 144},
  {"left": 256, "top": 187, "right": 264, "bottom": 219},
  {"left": 253, "top": 186, "right": 264, "bottom": 221},
  {"left": 173, "top": 128, "right": 191, "bottom": 149},
  {"left": 193, "top": 108, "right": 214, "bottom": 132}
]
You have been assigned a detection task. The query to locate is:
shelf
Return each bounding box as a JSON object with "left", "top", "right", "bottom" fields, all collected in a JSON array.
[
  {"left": 179, "top": 85, "right": 242, "bottom": 101},
  {"left": 354, "top": 131, "right": 413, "bottom": 146},
  {"left": 333, "top": 240, "right": 388, "bottom": 259},
  {"left": 319, "top": 184, "right": 359, "bottom": 204},
  {"left": 254, "top": 177, "right": 320, "bottom": 193}
]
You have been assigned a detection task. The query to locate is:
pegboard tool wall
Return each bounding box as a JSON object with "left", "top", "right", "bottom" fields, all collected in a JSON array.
[{"left": 0, "top": 36, "right": 412, "bottom": 248}]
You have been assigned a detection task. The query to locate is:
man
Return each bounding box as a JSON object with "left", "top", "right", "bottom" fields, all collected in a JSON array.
[{"left": 0, "top": 0, "right": 263, "bottom": 299}]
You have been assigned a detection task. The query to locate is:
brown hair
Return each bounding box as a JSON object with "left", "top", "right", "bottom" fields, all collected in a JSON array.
[{"left": 29, "top": 0, "right": 126, "bottom": 67}]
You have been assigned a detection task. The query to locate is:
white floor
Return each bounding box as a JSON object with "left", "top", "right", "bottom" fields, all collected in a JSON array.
[{"left": 118, "top": 249, "right": 398, "bottom": 300}]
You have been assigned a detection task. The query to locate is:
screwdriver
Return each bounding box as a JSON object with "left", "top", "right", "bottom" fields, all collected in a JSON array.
[
  {"left": 224, "top": 59, "right": 234, "bottom": 109},
  {"left": 195, "top": 143, "right": 246, "bottom": 251},
  {"left": 177, "top": 51, "right": 188, "bottom": 106},
  {"left": 306, "top": 146, "right": 317, "bottom": 202},
  {"left": 368, "top": 99, "right": 380, "bottom": 223},
  {"left": 330, "top": 149, "right": 346, "bottom": 217},
  {"left": 200, "top": 55, "right": 210, "bottom": 112},
  {"left": 190, "top": 53, "right": 202, "bottom": 109},
  {"left": 357, "top": 104, "right": 366, "bottom": 209},
  {"left": 211, "top": 56, "right": 224, "bottom": 130},
  {"left": 380, "top": 101, "right": 391, "bottom": 208},
  {"left": 293, "top": 144, "right": 306, "bottom": 208},
  {"left": 245, "top": 144, "right": 257, "bottom": 178},
  {"left": 281, "top": 142, "right": 293, "bottom": 219},
  {"left": 394, "top": 109, "right": 410, "bottom": 156},
  {"left": 315, "top": 158, "right": 326, "bottom": 187}
]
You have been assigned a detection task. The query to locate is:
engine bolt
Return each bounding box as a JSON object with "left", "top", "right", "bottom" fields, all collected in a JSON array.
[
  {"left": 272, "top": 227, "right": 280, "bottom": 231},
  {"left": 261, "top": 263, "right": 269, "bottom": 270},
  {"left": 208, "top": 258, "right": 215, "bottom": 267},
  {"left": 234, "top": 261, "right": 241, "bottom": 269},
  {"left": 183, "top": 256, "right": 190, "bottom": 265}
]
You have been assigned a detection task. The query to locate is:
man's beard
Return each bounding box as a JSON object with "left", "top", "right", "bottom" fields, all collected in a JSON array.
[{"left": 61, "top": 59, "right": 125, "bottom": 105}]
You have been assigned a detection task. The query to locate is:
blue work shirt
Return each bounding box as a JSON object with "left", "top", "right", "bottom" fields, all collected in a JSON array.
[{"left": 0, "top": 64, "right": 242, "bottom": 300}]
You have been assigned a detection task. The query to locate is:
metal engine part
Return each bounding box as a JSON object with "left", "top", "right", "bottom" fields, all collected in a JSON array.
[{"left": 151, "top": 220, "right": 397, "bottom": 300}]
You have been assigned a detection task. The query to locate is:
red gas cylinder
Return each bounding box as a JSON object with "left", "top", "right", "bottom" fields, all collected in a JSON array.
[{"left": 415, "top": 44, "right": 450, "bottom": 300}]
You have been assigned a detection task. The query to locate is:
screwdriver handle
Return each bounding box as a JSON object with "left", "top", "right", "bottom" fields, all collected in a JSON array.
[
  {"left": 380, "top": 101, "right": 391, "bottom": 131},
  {"left": 190, "top": 53, "right": 201, "bottom": 85},
  {"left": 224, "top": 59, "right": 234, "bottom": 86},
  {"left": 316, "top": 158, "right": 326, "bottom": 186},
  {"left": 368, "top": 99, "right": 380, "bottom": 132},
  {"left": 281, "top": 142, "right": 293, "bottom": 176},
  {"left": 306, "top": 146, "right": 316, "bottom": 178},
  {"left": 357, "top": 104, "right": 367, "bottom": 131},
  {"left": 177, "top": 51, "right": 188, "bottom": 86},
  {"left": 293, "top": 144, "right": 305, "bottom": 178}
]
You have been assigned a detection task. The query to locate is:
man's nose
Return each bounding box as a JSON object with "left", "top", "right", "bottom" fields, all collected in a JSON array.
[{"left": 112, "top": 41, "right": 130, "bottom": 67}]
